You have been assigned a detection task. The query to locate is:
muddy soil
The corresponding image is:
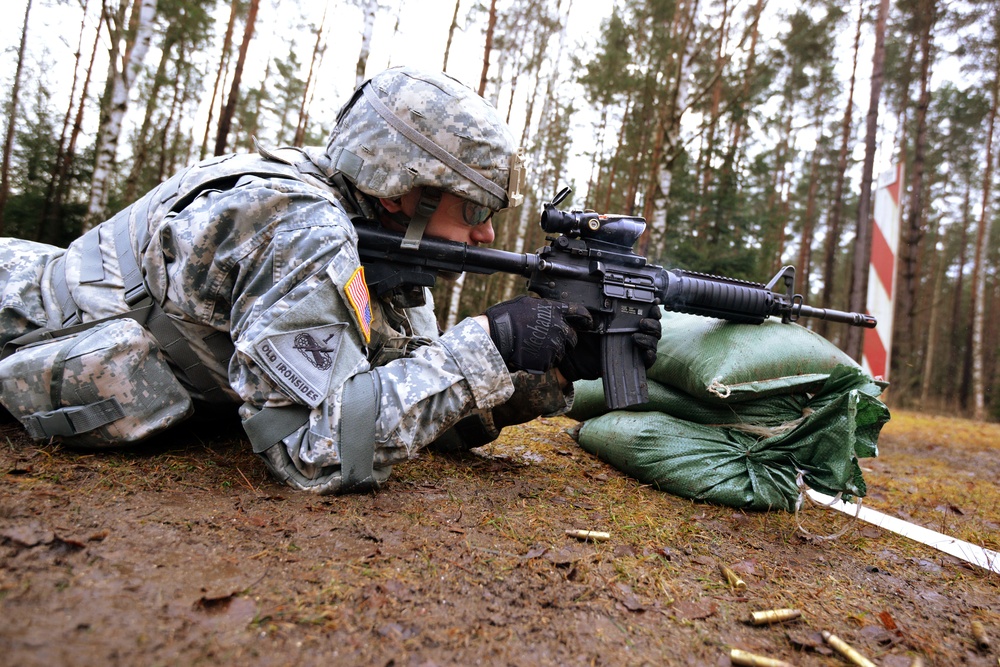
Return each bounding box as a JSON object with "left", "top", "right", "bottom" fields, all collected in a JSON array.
[{"left": 0, "top": 408, "right": 997, "bottom": 666}]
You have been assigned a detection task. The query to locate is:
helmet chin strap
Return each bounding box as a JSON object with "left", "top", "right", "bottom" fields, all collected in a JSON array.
[{"left": 400, "top": 188, "right": 441, "bottom": 250}]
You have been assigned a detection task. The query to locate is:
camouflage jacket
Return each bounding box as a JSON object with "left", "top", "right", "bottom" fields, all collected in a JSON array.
[{"left": 11, "top": 150, "right": 521, "bottom": 492}]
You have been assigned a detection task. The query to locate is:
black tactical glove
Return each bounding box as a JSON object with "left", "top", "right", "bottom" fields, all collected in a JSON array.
[
  {"left": 485, "top": 296, "right": 588, "bottom": 375},
  {"left": 558, "top": 305, "right": 663, "bottom": 382},
  {"left": 557, "top": 331, "right": 601, "bottom": 382},
  {"left": 633, "top": 305, "right": 663, "bottom": 369}
]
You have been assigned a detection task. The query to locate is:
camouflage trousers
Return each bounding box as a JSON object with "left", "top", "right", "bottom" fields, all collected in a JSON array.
[{"left": 0, "top": 238, "right": 63, "bottom": 348}]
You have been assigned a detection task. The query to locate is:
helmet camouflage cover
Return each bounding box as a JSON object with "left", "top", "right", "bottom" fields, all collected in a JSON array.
[{"left": 325, "top": 67, "right": 523, "bottom": 212}]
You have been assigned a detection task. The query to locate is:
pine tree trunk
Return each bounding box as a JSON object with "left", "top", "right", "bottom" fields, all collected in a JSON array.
[
  {"left": 970, "top": 39, "right": 999, "bottom": 421},
  {"left": 157, "top": 48, "right": 184, "bottom": 184},
  {"left": 585, "top": 107, "right": 607, "bottom": 211},
  {"left": 124, "top": 33, "right": 177, "bottom": 201},
  {"left": 494, "top": 1, "right": 569, "bottom": 300},
  {"left": 45, "top": 11, "right": 103, "bottom": 244},
  {"left": 84, "top": 0, "right": 158, "bottom": 231},
  {"left": 245, "top": 59, "right": 271, "bottom": 151},
  {"left": 504, "top": 40, "right": 530, "bottom": 125},
  {"left": 498, "top": 10, "right": 569, "bottom": 299},
  {"left": 167, "top": 45, "right": 197, "bottom": 174},
  {"left": 950, "top": 183, "right": 972, "bottom": 405},
  {"left": 0, "top": 0, "right": 34, "bottom": 236},
  {"left": 896, "top": 0, "right": 936, "bottom": 394},
  {"left": 479, "top": 0, "right": 498, "bottom": 96},
  {"left": 601, "top": 94, "right": 632, "bottom": 213},
  {"left": 385, "top": 0, "right": 406, "bottom": 67},
  {"left": 443, "top": 0, "right": 462, "bottom": 71},
  {"left": 697, "top": 0, "right": 729, "bottom": 228},
  {"left": 200, "top": 0, "right": 238, "bottom": 160},
  {"left": 893, "top": 30, "right": 919, "bottom": 163},
  {"left": 775, "top": 168, "right": 794, "bottom": 273},
  {"left": 623, "top": 103, "right": 652, "bottom": 216},
  {"left": 712, "top": 0, "right": 763, "bottom": 240},
  {"left": 356, "top": 0, "right": 377, "bottom": 88},
  {"left": 38, "top": 0, "right": 92, "bottom": 242},
  {"left": 215, "top": 0, "right": 260, "bottom": 156},
  {"left": 443, "top": 0, "right": 499, "bottom": 318},
  {"left": 640, "top": 102, "right": 672, "bottom": 245},
  {"left": 793, "top": 42, "right": 839, "bottom": 299},
  {"left": 444, "top": 273, "right": 467, "bottom": 330},
  {"left": 818, "top": 0, "right": 863, "bottom": 339},
  {"left": 919, "top": 215, "right": 945, "bottom": 406},
  {"left": 763, "top": 107, "right": 795, "bottom": 273},
  {"left": 651, "top": 0, "right": 700, "bottom": 260},
  {"left": 294, "top": 4, "right": 329, "bottom": 147},
  {"left": 796, "top": 143, "right": 822, "bottom": 300},
  {"left": 845, "top": 0, "right": 889, "bottom": 361}
]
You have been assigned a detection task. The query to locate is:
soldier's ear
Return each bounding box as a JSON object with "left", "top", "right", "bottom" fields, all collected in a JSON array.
[{"left": 379, "top": 197, "right": 404, "bottom": 213}]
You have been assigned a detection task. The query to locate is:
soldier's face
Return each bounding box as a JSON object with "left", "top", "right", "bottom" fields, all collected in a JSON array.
[{"left": 380, "top": 190, "right": 496, "bottom": 246}]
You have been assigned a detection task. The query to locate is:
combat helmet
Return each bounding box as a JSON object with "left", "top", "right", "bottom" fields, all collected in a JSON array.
[{"left": 325, "top": 67, "right": 524, "bottom": 246}]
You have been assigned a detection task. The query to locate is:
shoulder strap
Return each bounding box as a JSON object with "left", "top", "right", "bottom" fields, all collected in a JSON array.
[{"left": 111, "top": 211, "right": 232, "bottom": 400}]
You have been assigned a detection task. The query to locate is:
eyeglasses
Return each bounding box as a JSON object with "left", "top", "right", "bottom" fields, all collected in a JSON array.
[
  {"left": 461, "top": 199, "right": 494, "bottom": 226},
  {"left": 426, "top": 188, "right": 494, "bottom": 227}
]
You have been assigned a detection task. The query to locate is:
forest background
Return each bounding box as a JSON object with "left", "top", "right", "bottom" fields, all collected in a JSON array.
[{"left": 0, "top": 0, "right": 998, "bottom": 420}]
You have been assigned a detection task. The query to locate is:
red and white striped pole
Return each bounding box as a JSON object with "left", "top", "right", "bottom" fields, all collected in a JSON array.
[{"left": 861, "top": 163, "right": 903, "bottom": 381}]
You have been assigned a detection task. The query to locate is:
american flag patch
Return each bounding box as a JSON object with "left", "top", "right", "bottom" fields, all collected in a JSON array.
[{"left": 344, "top": 266, "right": 373, "bottom": 344}]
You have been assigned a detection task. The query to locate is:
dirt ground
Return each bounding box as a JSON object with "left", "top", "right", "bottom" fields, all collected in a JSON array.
[{"left": 1, "top": 405, "right": 998, "bottom": 667}]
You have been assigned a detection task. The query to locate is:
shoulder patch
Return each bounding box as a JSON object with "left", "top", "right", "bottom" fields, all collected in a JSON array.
[
  {"left": 255, "top": 323, "right": 346, "bottom": 407},
  {"left": 344, "top": 266, "right": 373, "bottom": 344}
]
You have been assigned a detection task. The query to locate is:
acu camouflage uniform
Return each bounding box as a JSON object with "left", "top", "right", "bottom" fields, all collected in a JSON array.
[{"left": 0, "top": 68, "right": 569, "bottom": 494}]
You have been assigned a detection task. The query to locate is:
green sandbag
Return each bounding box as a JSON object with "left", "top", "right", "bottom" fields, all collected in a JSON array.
[
  {"left": 568, "top": 378, "right": 809, "bottom": 425},
  {"left": 574, "top": 365, "right": 889, "bottom": 510},
  {"left": 648, "top": 311, "right": 861, "bottom": 403}
]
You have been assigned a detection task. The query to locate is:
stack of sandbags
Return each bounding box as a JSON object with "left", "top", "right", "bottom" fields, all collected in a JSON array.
[{"left": 569, "top": 311, "right": 889, "bottom": 511}]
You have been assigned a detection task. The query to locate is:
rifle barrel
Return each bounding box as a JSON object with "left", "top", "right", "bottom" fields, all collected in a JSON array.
[{"left": 793, "top": 304, "right": 877, "bottom": 328}]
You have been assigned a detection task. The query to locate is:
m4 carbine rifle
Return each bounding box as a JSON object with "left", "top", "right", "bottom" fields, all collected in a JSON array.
[{"left": 355, "top": 187, "right": 876, "bottom": 411}]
